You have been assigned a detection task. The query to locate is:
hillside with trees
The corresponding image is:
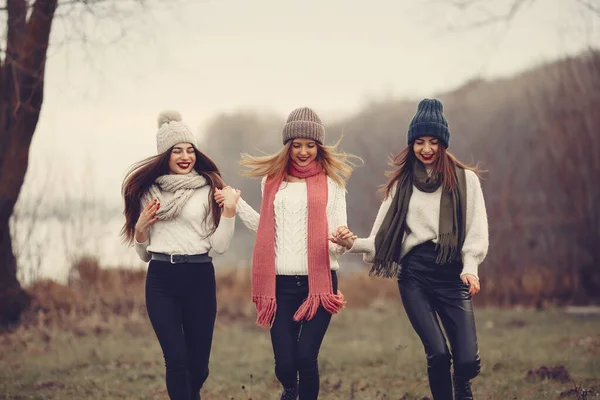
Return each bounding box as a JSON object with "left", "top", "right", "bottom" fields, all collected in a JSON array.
[{"left": 200, "top": 50, "right": 600, "bottom": 306}]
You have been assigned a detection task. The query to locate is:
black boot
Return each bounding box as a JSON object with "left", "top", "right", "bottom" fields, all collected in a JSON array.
[
  {"left": 453, "top": 377, "right": 473, "bottom": 400},
  {"left": 427, "top": 354, "right": 454, "bottom": 400},
  {"left": 280, "top": 387, "right": 298, "bottom": 400}
]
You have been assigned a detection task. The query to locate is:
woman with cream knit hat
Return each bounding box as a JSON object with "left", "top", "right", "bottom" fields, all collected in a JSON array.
[{"left": 121, "top": 111, "right": 240, "bottom": 400}]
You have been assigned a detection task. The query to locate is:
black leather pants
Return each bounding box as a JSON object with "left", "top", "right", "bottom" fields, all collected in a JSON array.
[{"left": 398, "top": 242, "right": 481, "bottom": 400}]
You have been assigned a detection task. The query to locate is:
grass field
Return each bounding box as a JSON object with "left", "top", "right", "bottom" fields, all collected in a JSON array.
[{"left": 1, "top": 300, "right": 599, "bottom": 400}]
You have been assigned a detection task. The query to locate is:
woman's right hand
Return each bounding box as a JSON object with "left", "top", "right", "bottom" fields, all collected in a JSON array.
[
  {"left": 135, "top": 199, "right": 160, "bottom": 242},
  {"left": 214, "top": 187, "right": 226, "bottom": 207},
  {"left": 329, "top": 225, "right": 357, "bottom": 249}
]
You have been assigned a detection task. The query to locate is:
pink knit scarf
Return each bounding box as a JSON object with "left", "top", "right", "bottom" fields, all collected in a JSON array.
[{"left": 251, "top": 160, "right": 345, "bottom": 328}]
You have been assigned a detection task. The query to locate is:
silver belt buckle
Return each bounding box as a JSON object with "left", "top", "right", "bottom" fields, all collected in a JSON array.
[{"left": 170, "top": 254, "right": 183, "bottom": 264}]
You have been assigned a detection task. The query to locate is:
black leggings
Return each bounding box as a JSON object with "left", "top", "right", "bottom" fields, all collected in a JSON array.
[
  {"left": 398, "top": 242, "right": 480, "bottom": 400},
  {"left": 145, "top": 260, "right": 217, "bottom": 400},
  {"left": 270, "top": 271, "right": 338, "bottom": 400}
]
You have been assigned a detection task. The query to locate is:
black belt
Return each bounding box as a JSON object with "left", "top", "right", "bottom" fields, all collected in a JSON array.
[{"left": 150, "top": 252, "right": 212, "bottom": 264}]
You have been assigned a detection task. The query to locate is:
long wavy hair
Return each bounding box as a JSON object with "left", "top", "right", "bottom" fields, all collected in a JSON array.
[
  {"left": 240, "top": 137, "right": 361, "bottom": 187},
  {"left": 381, "top": 144, "right": 482, "bottom": 199},
  {"left": 121, "top": 147, "right": 225, "bottom": 245}
]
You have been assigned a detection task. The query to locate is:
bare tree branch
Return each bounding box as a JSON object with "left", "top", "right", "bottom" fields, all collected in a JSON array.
[
  {"left": 0, "top": 0, "right": 160, "bottom": 325},
  {"left": 1, "top": 0, "right": 146, "bottom": 12},
  {"left": 442, "top": 0, "right": 600, "bottom": 30},
  {"left": 577, "top": 0, "right": 600, "bottom": 15},
  {"left": 441, "top": 0, "right": 535, "bottom": 29},
  {"left": 6, "top": 0, "right": 27, "bottom": 61}
]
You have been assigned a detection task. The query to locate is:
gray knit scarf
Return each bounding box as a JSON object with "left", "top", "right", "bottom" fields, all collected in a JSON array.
[
  {"left": 371, "top": 160, "right": 467, "bottom": 278},
  {"left": 143, "top": 170, "right": 208, "bottom": 221}
]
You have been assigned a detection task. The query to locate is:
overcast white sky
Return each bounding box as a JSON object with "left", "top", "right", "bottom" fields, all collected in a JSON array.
[{"left": 23, "top": 0, "right": 599, "bottom": 205}]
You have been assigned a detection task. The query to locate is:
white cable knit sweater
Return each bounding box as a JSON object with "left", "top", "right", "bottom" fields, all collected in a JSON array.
[
  {"left": 349, "top": 169, "right": 489, "bottom": 278},
  {"left": 134, "top": 187, "right": 236, "bottom": 262},
  {"left": 236, "top": 176, "right": 348, "bottom": 275}
]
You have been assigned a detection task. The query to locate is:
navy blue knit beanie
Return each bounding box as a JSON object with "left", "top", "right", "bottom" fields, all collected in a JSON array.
[{"left": 407, "top": 98, "right": 450, "bottom": 148}]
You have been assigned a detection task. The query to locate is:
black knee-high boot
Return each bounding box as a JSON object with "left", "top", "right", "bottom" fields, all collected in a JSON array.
[
  {"left": 453, "top": 375, "right": 473, "bottom": 400},
  {"left": 428, "top": 353, "right": 453, "bottom": 400},
  {"left": 453, "top": 357, "right": 479, "bottom": 400}
]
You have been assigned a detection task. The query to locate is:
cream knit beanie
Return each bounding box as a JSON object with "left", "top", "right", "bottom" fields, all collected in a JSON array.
[{"left": 156, "top": 111, "right": 197, "bottom": 154}]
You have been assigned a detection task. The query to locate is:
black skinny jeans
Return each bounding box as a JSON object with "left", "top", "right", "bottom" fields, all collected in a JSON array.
[
  {"left": 270, "top": 271, "right": 338, "bottom": 400},
  {"left": 145, "top": 260, "right": 217, "bottom": 400},
  {"left": 398, "top": 242, "right": 481, "bottom": 400}
]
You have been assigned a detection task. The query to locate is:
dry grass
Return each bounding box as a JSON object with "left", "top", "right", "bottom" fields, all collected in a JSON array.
[
  {"left": 1, "top": 305, "right": 598, "bottom": 399},
  {"left": 1, "top": 260, "right": 599, "bottom": 399}
]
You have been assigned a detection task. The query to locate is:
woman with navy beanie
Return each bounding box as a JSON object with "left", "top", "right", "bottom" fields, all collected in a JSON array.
[{"left": 332, "top": 99, "right": 489, "bottom": 400}]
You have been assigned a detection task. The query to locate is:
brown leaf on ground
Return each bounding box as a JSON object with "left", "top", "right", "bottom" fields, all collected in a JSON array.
[
  {"left": 525, "top": 365, "right": 572, "bottom": 383},
  {"left": 33, "top": 380, "right": 65, "bottom": 390}
]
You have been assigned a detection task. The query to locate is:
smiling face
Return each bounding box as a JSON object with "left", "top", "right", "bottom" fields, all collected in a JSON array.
[
  {"left": 168, "top": 143, "right": 196, "bottom": 174},
  {"left": 412, "top": 136, "right": 440, "bottom": 166},
  {"left": 290, "top": 138, "right": 318, "bottom": 167}
]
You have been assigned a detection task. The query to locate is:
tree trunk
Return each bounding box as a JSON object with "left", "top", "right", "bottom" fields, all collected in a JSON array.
[
  {"left": 0, "top": 0, "right": 58, "bottom": 327},
  {"left": 0, "top": 218, "right": 30, "bottom": 326}
]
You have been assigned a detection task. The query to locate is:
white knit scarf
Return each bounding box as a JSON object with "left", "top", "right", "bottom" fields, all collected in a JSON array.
[{"left": 143, "top": 170, "right": 208, "bottom": 221}]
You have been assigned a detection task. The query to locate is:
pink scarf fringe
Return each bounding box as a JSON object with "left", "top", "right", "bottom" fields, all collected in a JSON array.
[{"left": 251, "top": 160, "right": 345, "bottom": 328}]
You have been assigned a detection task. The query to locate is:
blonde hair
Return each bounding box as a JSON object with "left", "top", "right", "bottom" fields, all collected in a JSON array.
[{"left": 240, "top": 137, "right": 361, "bottom": 188}]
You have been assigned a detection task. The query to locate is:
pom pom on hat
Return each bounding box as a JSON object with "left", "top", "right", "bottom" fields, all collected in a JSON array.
[
  {"left": 157, "top": 110, "right": 182, "bottom": 128},
  {"left": 155, "top": 110, "right": 197, "bottom": 154}
]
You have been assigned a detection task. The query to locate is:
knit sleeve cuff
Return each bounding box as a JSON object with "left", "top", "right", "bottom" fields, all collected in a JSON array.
[
  {"left": 134, "top": 237, "right": 149, "bottom": 246},
  {"left": 134, "top": 237, "right": 151, "bottom": 262},
  {"left": 236, "top": 197, "right": 260, "bottom": 233},
  {"left": 329, "top": 242, "right": 348, "bottom": 257},
  {"left": 460, "top": 256, "right": 479, "bottom": 280},
  {"left": 347, "top": 238, "right": 376, "bottom": 264},
  {"left": 210, "top": 215, "right": 236, "bottom": 255},
  {"left": 348, "top": 237, "right": 374, "bottom": 254}
]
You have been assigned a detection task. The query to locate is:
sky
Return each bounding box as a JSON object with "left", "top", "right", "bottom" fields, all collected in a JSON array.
[{"left": 21, "top": 0, "right": 600, "bottom": 206}]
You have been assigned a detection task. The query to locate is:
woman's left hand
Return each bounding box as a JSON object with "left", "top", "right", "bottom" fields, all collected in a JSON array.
[
  {"left": 214, "top": 188, "right": 226, "bottom": 207},
  {"left": 461, "top": 274, "right": 480, "bottom": 296}
]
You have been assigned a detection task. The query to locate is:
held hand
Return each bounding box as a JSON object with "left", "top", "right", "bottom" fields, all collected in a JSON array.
[
  {"left": 461, "top": 274, "right": 481, "bottom": 296},
  {"left": 214, "top": 187, "right": 226, "bottom": 207},
  {"left": 135, "top": 199, "right": 160, "bottom": 241},
  {"left": 219, "top": 187, "right": 240, "bottom": 218},
  {"left": 328, "top": 225, "right": 357, "bottom": 249},
  {"left": 221, "top": 187, "right": 241, "bottom": 209}
]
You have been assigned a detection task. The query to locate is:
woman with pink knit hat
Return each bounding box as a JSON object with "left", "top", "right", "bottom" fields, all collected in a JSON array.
[{"left": 215, "top": 107, "right": 359, "bottom": 400}]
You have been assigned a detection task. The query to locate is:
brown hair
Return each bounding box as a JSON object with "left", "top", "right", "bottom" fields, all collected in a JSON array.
[
  {"left": 240, "top": 137, "right": 361, "bottom": 188},
  {"left": 120, "top": 147, "right": 225, "bottom": 245},
  {"left": 381, "top": 145, "right": 482, "bottom": 198}
]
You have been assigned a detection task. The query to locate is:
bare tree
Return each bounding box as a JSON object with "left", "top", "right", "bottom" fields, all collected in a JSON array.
[
  {"left": 10, "top": 156, "right": 55, "bottom": 285},
  {"left": 0, "top": 0, "right": 154, "bottom": 326},
  {"left": 531, "top": 52, "right": 600, "bottom": 302},
  {"left": 440, "top": 0, "right": 600, "bottom": 27}
]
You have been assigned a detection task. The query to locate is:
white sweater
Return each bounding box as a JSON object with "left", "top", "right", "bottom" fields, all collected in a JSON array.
[
  {"left": 236, "top": 176, "right": 348, "bottom": 275},
  {"left": 135, "top": 187, "right": 236, "bottom": 262},
  {"left": 349, "top": 169, "right": 488, "bottom": 278}
]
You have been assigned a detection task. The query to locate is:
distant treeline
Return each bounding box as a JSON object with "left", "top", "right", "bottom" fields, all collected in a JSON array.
[{"left": 200, "top": 50, "right": 600, "bottom": 306}]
